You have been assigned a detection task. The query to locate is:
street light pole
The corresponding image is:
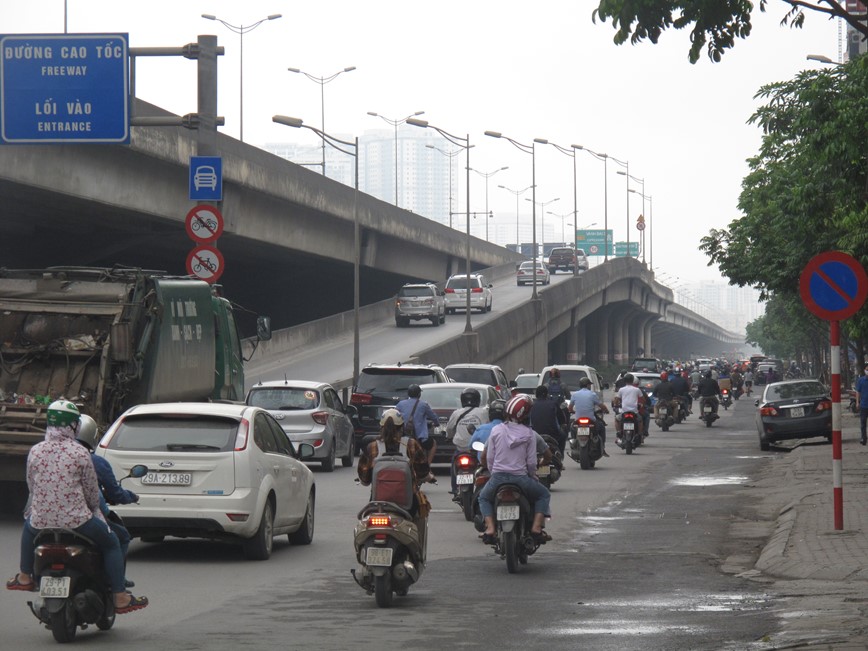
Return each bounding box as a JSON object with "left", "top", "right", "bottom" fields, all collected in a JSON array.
[
  {"left": 486, "top": 131, "right": 548, "bottom": 300},
  {"left": 471, "top": 166, "right": 508, "bottom": 241},
  {"left": 409, "top": 118, "right": 474, "bottom": 335},
  {"left": 527, "top": 196, "right": 559, "bottom": 257},
  {"left": 287, "top": 66, "right": 356, "bottom": 177},
  {"left": 539, "top": 141, "right": 579, "bottom": 272},
  {"left": 574, "top": 145, "right": 615, "bottom": 261},
  {"left": 273, "top": 115, "right": 360, "bottom": 387},
  {"left": 498, "top": 184, "right": 532, "bottom": 250},
  {"left": 367, "top": 111, "right": 424, "bottom": 207},
  {"left": 202, "top": 13, "right": 282, "bottom": 143},
  {"left": 427, "top": 144, "right": 460, "bottom": 228},
  {"left": 621, "top": 172, "right": 645, "bottom": 260}
]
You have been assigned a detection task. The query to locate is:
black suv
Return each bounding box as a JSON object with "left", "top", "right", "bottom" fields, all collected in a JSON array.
[{"left": 350, "top": 363, "right": 451, "bottom": 451}]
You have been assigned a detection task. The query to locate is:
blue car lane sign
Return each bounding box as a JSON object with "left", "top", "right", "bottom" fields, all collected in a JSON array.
[
  {"left": 190, "top": 156, "right": 222, "bottom": 201},
  {"left": 0, "top": 34, "right": 129, "bottom": 144}
]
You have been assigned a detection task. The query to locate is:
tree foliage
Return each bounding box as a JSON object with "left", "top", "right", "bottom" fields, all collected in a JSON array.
[
  {"left": 699, "top": 56, "right": 868, "bottom": 302},
  {"left": 593, "top": 0, "right": 868, "bottom": 64},
  {"left": 744, "top": 293, "right": 826, "bottom": 365}
]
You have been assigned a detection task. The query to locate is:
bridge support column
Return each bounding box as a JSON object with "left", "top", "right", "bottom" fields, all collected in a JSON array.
[
  {"left": 593, "top": 310, "right": 610, "bottom": 367},
  {"left": 565, "top": 317, "right": 582, "bottom": 364}
]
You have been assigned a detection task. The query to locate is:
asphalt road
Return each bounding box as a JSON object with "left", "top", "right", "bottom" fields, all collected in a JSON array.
[{"left": 1, "top": 395, "right": 799, "bottom": 650}]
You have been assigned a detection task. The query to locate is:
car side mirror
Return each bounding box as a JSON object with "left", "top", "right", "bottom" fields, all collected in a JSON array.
[
  {"left": 509, "top": 381, "right": 517, "bottom": 388},
  {"left": 297, "top": 443, "right": 316, "bottom": 460},
  {"left": 754, "top": 399, "right": 760, "bottom": 407},
  {"left": 345, "top": 404, "right": 358, "bottom": 418}
]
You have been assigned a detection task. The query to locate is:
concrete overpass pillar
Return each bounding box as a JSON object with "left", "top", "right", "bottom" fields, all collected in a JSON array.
[
  {"left": 566, "top": 314, "right": 581, "bottom": 364},
  {"left": 594, "top": 310, "right": 610, "bottom": 366}
]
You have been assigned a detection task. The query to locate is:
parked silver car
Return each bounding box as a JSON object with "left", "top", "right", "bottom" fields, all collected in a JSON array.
[
  {"left": 98, "top": 402, "right": 316, "bottom": 560},
  {"left": 246, "top": 380, "right": 355, "bottom": 471}
]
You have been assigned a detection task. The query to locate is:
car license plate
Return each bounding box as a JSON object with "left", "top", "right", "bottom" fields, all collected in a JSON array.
[
  {"left": 141, "top": 472, "right": 193, "bottom": 486},
  {"left": 40, "top": 576, "right": 70, "bottom": 598},
  {"left": 789, "top": 407, "right": 805, "bottom": 418},
  {"left": 537, "top": 464, "right": 551, "bottom": 477},
  {"left": 497, "top": 505, "right": 520, "bottom": 521},
  {"left": 456, "top": 473, "right": 474, "bottom": 485},
  {"left": 624, "top": 422, "right": 635, "bottom": 431},
  {"left": 366, "top": 547, "right": 393, "bottom": 567}
]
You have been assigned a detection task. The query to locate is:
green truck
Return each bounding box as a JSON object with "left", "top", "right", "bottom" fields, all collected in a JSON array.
[{"left": 0, "top": 266, "right": 270, "bottom": 484}]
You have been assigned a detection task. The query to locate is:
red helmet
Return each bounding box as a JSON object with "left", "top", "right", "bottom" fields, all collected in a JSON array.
[
  {"left": 505, "top": 394, "right": 533, "bottom": 423},
  {"left": 660, "top": 371, "right": 668, "bottom": 380}
]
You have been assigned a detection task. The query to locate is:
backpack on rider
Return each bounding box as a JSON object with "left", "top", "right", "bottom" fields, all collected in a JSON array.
[{"left": 370, "top": 438, "right": 415, "bottom": 512}]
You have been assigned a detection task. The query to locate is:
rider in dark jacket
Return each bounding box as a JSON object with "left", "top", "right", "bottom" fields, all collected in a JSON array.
[
  {"left": 530, "top": 385, "right": 567, "bottom": 453},
  {"left": 697, "top": 371, "right": 721, "bottom": 415}
]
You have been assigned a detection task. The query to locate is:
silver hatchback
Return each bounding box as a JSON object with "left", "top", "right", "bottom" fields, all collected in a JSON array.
[{"left": 246, "top": 380, "right": 355, "bottom": 471}]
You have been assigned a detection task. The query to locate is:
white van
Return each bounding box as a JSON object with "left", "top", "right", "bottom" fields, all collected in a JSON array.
[{"left": 539, "top": 365, "right": 607, "bottom": 399}]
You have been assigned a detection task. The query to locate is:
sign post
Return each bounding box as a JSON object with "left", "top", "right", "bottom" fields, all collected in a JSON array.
[{"left": 799, "top": 251, "right": 868, "bottom": 530}]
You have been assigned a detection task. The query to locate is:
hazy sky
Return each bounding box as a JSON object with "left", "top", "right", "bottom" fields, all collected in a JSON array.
[{"left": 4, "top": 1, "right": 842, "bottom": 286}]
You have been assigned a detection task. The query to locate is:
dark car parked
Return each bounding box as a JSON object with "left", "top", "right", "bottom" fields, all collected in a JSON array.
[{"left": 755, "top": 379, "right": 832, "bottom": 450}]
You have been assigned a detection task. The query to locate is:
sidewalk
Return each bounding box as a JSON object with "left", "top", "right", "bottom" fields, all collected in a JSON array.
[
  {"left": 749, "top": 415, "right": 868, "bottom": 649},
  {"left": 756, "top": 419, "right": 868, "bottom": 581}
]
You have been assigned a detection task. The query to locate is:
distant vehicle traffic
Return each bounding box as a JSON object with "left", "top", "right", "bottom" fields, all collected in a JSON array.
[
  {"left": 416, "top": 382, "right": 500, "bottom": 464},
  {"left": 445, "top": 363, "right": 512, "bottom": 400},
  {"left": 510, "top": 373, "right": 541, "bottom": 397},
  {"left": 516, "top": 261, "right": 550, "bottom": 286},
  {"left": 546, "top": 246, "right": 588, "bottom": 274}
]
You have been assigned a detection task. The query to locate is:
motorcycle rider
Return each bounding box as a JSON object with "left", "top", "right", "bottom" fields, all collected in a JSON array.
[
  {"left": 469, "top": 399, "right": 507, "bottom": 461},
  {"left": 76, "top": 415, "right": 138, "bottom": 588},
  {"left": 6, "top": 400, "right": 148, "bottom": 614},
  {"left": 445, "top": 388, "right": 489, "bottom": 495},
  {"left": 669, "top": 368, "right": 692, "bottom": 415},
  {"left": 613, "top": 373, "right": 644, "bottom": 441},
  {"left": 744, "top": 368, "right": 754, "bottom": 396},
  {"left": 357, "top": 408, "right": 431, "bottom": 522},
  {"left": 546, "top": 367, "right": 564, "bottom": 402},
  {"left": 568, "top": 377, "right": 609, "bottom": 456},
  {"left": 396, "top": 384, "right": 440, "bottom": 473},
  {"left": 654, "top": 371, "right": 676, "bottom": 422},
  {"left": 697, "top": 370, "right": 722, "bottom": 416},
  {"left": 529, "top": 385, "right": 568, "bottom": 454},
  {"left": 477, "top": 395, "right": 552, "bottom": 545}
]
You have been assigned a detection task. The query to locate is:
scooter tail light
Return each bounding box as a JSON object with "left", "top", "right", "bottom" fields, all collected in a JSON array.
[
  {"left": 498, "top": 487, "right": 519, "bottom": 501},
  {"left": 457, "top": 454, "right": 474, "bottom": 467},
  {"left": 367, "top": 515, "right": 392, "bottom": 528},
  {"left": 577, "top": 417, "right": 592, "bottom": 426}
]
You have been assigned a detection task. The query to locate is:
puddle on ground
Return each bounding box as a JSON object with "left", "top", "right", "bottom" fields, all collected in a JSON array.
[
  {"left": 573, "top": 594, "right": 769, "bottom": 613},
  {"left": 670, "top": 476, "right": 748, "bottom": 487},
  {"left": 539, "top": 623, "right": 701, "bottom": 636}
]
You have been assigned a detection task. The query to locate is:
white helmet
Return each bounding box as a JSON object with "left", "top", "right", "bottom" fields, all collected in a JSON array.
[{"left": 379, "top": 408, "right": 404, "bottom": 427}]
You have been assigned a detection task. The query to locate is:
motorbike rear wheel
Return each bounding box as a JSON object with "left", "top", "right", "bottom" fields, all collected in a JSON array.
[
  {"left": 579, "top": 445, "right": 591, "bottom": 470},
  {"left": 51, "top": 599, "right": 77, "bottom": 643},
  {"left": 374, "top": 573, "right": 393, "bottom": 608},
  {"left": 504, "top": 529, "right": 519, "bottom": 574},
  {"left": 96, "top": 601, "right": 115, "bottom": 631},
  {"left": 705, "top": 418, "right": 713, "bottom": 428},
  {"left": 625, "top": 436, "right": 633, "bottom": 454},
  {"left": 461, "top": 491, "right": 474, "bottom": 521}
]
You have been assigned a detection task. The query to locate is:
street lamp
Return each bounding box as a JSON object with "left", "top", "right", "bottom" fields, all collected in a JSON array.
[
  {"left": 574, "top": 145, "right": 623, "bottom": 262},
  {"left": 287, "top": 66, "right": 356, "bottom": 177},
  {"left": 272, "top": 114, "right": 361, "bottom": 388},
  {"left": 806, "top": 54, "right": 841, "bottom": 65},
  {"left": 367, "top": 110, "right": 425, "bottom": 207},
  {"left": 538, "top": 140, "right": 580, "bottom": 273},
  {"left": 202, "top": 12, "right": 282, "bottom": 143},
  {"left": 619, "top": 171, "right": 644, "bottom": 261},
  {"left": 408, "top": 118, "right": 474, "bottom": 335},
  {"left": 526, "top": 196, "right": 559, "bottom": 255},
  {"left": 471, "top": 166, "right": 508, "bottom": 241},
  {"left": 427, "top": 144, "right": 460, "bottom": 228},
  {"left": 548, "top": 210, "right": 578, "bottom": 243},
  {"left": 486, "top": 130, "right": 548, "bottom": 300},
  {"left": 498, "top": 184, "right": 532, "bottom": 249}
]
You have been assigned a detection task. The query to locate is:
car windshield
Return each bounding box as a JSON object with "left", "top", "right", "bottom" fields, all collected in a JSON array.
[
  {"left": 357, "top": 370, "right": 438, "bottom": 394},
  {"left": 108, "top": 416, "right": 238, "bottom": 452},
  {"left": 519, "top": 262, "right": 543, "bottom": 270},
  {"left": 399, "top": 287, "right": 433, "bottom": 297},
  {"left": 515, "top": 375, "right": 540, "bottom": 388},
  {"left": 421, "top": 386, "right": 491, "bottom": 409},
  {"left": 446, "top": 277, "right": 479, "bottom": 290},
  {"left": 542, "top": 369, "right": 588, "bottom": 388},
  {"left": 447, "top": 368, "right": 494, "bottom": 384},
  {"left": 247, "top": 388, "right": 319, "bottom": 410},
  {"left": 767, "top": 382, "right": 825, "bottom": 401}
]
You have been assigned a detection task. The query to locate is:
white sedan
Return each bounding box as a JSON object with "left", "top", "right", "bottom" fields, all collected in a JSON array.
[{"left": 516, "top": 261, "right": 550, "bottom": 286}]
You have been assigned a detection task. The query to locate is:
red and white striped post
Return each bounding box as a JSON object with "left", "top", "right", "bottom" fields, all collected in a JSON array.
[{"left": 830, "top": 320, "right": 843, "bottom": 530}]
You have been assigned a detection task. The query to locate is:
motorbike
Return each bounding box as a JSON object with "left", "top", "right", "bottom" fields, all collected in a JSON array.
[
  {"left": 452, "top": 450, "right": 479, "bottom": 521},
  {"left": 721, "top": 388, "right": 733, "bottom": 410},
  {"left": 536, "top": 434, "right": 562, "bottom": 489},
  {"left": 26, "top": 464, "right": 147, "bottom": 643},
  {"left": 487, "top": 481, "right": 543, "bottom": 573},
  {"left": 847, "top": 389, "right": 859, "bottom": 415},
  {"left": 675, "top": 396, "right": 690, "bottom": 424},
  {"left": 351, "top": 499, "right": 427, "bottom": 607},
  {"left": 654, "top": 399, "right": 676, "bottom": 432},
  {"left": 568, "top": 415, "right": 603, "bottom": 470},
  {"left": 616, "top": 410, "right": 642, "bottom": 454},
  {"left": 700, "top": 396, "right": 719, "bottom": 427}
]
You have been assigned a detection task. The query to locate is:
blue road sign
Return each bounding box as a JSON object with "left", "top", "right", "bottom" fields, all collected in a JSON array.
[
  {"left": 0, "top": 33, "right": 129, "bottom": 144},
  {"left": 799, "top": 251, "right": 868, "bottom": 321},
  {"left": 190, "top": 156, "right": 223, "bottom": 201}
]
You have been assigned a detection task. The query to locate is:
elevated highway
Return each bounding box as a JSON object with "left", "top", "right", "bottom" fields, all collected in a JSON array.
[{"left": 0, "top": 99, "right": 741, "bottom": 380}]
